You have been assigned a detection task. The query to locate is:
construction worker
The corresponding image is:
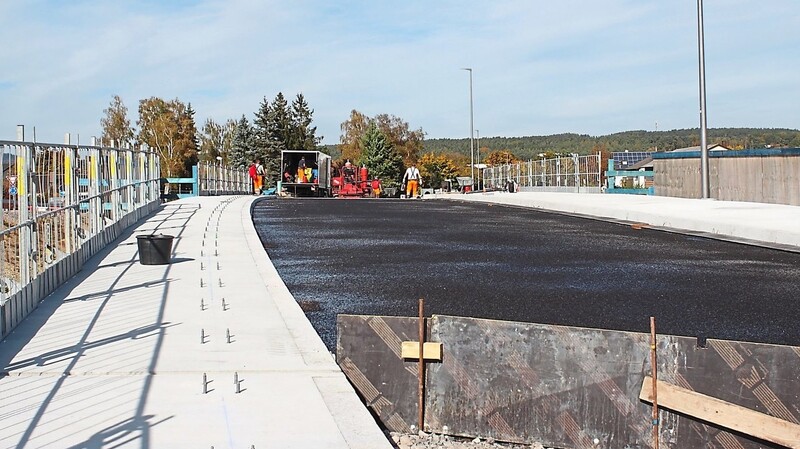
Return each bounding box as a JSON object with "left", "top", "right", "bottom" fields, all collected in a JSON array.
[
  {"left": 297, "top": 156, "right": 307, "bottom": 182},
  {"left": 248, "top": 160, "right": 260, "bottom": 195},
  {"left": 256, "top": 159, "right": 265, "bottom": 193},
  {"left": 402, "top": 163, "right": 422, "bottom": 198}
]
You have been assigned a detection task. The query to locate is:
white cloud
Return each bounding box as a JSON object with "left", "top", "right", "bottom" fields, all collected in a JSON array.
[{"left": 0, "top": 0, "right": 797, "bottom": 145}]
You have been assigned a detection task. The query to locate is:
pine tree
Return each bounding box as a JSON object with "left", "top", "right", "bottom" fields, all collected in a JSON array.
[
  {"left": 290, "top": 93, "right": 320, "bottom": 150},
  {"left": 180, "top": 102, "right": 199, "bottom": 175},
  {"left": 229, "top": 115, "right": 255, "bottom": 168},
  {"left": 262, "top": 92, "right": 291, "bottom": 187},
  {"left": 360, "top": 123, "right": 404, "bottom": 188}
]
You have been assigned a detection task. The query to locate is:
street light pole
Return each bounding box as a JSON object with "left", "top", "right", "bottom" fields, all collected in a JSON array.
[
  {"left": 461, "top": 68, "right": 474, "bottom": 190},
  {"left": 697, "top": 0, "right": 710, "bottom": 199}
]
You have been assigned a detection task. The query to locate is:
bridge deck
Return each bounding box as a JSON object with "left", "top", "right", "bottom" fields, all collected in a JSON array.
[
  {"left": 0, "top": 196, "right": 391, "bottom": 449},
  {"left": 2, "top": 191, "right": 798, "bottom": 448}
]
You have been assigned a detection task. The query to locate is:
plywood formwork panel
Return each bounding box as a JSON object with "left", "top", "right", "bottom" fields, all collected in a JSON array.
[{"left": 337, "top": 314, "right": 800, "bottom": 449}]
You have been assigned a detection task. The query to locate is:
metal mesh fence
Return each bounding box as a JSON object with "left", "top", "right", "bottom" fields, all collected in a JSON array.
[
  {"left": 482, "top": 153, "right": 602, "bottom": 193},
  {"left": 0, "top": 141, "right": 160, "bottom": 302}
]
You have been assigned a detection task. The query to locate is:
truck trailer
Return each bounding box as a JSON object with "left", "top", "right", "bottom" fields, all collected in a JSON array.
[{"left": 280, "top": 150, "right": 332, "bottom": 197}]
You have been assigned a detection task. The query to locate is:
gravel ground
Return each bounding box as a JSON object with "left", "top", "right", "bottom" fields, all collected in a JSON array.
[{"left": 387, "top": 431, "right": 553, "bottom": 449}]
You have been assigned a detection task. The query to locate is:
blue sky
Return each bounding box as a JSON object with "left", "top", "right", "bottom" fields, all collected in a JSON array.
[{"left": 1, "top": 0, "right": 798, "bottom": 145}]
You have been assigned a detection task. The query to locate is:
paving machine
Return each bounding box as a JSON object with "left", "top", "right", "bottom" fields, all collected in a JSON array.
[{"left": 331, "top": 163, "right": 382, "bottom": 198}]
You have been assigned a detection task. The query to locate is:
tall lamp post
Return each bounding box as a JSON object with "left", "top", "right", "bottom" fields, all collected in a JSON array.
[
  {"left": 697, "top": 0, "right": 710, "bottom": 199},
  {"left": 461, "top": 67, "right": 475, "bottom": 189}
]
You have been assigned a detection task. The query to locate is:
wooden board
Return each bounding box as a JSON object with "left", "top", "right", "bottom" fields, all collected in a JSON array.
[
  {"left": 641, "top": 376, "right": 800, "bottom": 449},
  {"left": 401, "top": 342, "right": 442, "bottom": 361}
]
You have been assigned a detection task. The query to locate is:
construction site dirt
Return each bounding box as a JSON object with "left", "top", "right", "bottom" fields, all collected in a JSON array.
[{"left": 252, "top": 198, "right": 800, "bottom": 352}]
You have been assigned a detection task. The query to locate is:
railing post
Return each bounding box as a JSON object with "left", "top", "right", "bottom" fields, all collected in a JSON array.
[
  {"left": 573, "top": 153, "right": 580, "bottom": 192},
  {"left": 17, "top": 142, "right": 31, "bottom": 286},
  {"left": 109, "top": 149, "right": 119, "bottom": 223},
  {"left": 90, "top": 147, "right": 101, "bottom": 236},
  {"left": 192, "top": 165, "right": 199, "bottom": 196},
  {"left": 63, "top": 146, "right": 75, "bottom": 254},
  {"left": 149, "top": 150, "right": 158, "bottom": 202},
  {"left": 126, "top": 148, "right": 134, "bottom": 213}
]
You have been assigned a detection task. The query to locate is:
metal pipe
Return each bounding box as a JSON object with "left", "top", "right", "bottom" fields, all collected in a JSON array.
[
  {"left": 417, "top": 298, "right": 425, "bottom": 431},
  {"left": 697, "top": 0, "right": 710, "bottom": 199},
  {"left": 650, "top": 316, "right": 659, "bottom": 448},
  {"left": 461, "top": 68, "right": 475, "bottom": 189}
]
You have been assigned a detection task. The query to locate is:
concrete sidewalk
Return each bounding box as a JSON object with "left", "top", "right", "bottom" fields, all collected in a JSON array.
[
  {"left": 0, "top": 196, "right": 392, "bottom": 449},
  {"left": 432, "top": 191, "right": 800, "bottom": 250}
]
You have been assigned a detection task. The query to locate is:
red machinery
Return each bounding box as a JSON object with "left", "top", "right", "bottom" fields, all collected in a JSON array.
[{"left": 331, "top": 164, "right": 382, "bottom": 198}]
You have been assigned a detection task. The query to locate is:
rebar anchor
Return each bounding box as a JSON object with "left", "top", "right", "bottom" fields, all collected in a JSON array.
[{"left": 234, "top": 372, "right": 241, "bottom": 394}]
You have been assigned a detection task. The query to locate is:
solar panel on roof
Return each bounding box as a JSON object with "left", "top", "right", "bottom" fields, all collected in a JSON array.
[{"left": 612, "top": 152, "right": 653, "bottom": 168}]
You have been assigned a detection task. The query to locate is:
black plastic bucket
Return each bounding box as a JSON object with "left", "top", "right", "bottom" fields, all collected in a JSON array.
[{"left": 137, "top": 234, "right": 174, "bottom": 265}]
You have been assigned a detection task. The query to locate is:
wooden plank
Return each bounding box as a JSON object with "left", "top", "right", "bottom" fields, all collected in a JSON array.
[
  {"left": 401, "top": 342, "right": 442, "bottom": 361},
  {"left": 640, "top": 376, "right": 800, "bottom": 448}
]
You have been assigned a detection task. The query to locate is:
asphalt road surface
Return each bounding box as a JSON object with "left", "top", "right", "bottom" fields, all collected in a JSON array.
[{"left": 252, "top": 198, "right": 800, "bottom": 351}]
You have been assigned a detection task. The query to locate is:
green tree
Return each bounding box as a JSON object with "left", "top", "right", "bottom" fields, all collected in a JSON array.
[
  {"left": 374, "top": 114, "right": 425, "bottom": 167},
  {"left": 360, "top": 124, "right": 403, "bottom": 189},
  {"left": 101, "top": 95, "right": 135, "bottom": 148},
  {"left": 265, "top": 93, "right": 292, "bottom": 187},
  {"left": 180, "top": 102, "right": 199, "bottom": 175},
  {"left": 229, "top": 115, "right": 255, "bottom": 168},
  {"left": 253, "top": 96, "right": 274, "bottom": 175},
  {"left": 289, "top": 93, "right": 321, "bottom": 150}
]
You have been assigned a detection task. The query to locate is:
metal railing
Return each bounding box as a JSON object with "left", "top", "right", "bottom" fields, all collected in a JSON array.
[
  {"left": 482, "top": 153, "right": 602, "bottom": 193},
  {"left": 0, "top": 140, "right": 161, "bottom": 310},
  {"left": 197, "top": 161, "right": 251, "bottom": 195}
]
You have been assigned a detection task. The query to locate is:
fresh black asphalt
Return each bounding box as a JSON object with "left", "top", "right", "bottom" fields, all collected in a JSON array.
[{"left": 252, "top": 198, "right": 800, "bottom": 351}]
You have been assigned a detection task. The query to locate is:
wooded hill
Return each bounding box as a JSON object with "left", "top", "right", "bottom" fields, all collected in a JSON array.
[{"left": 420, "top": 128, "right": 800, "bottom": 160}]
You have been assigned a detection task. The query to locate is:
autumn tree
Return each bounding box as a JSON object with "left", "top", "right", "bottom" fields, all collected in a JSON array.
[
  {"left": 484, "top": 150, "right": 520, "bottom": 166},
  {"left": 418, "top": 152, "right": 460, "bottom": 189},
  {"left": 360, "top": 123, "right": 403, "bottom": 189},
  {"left": 339, "top": 110, "right": 424, "bottom": 171},
  {"left": 101, "top": 95, "right": 135, "bottom": 148},
  {"left": 199, "top": 118, "right": 237, "bottom": 164},
  {"left": 137, "top": 97, "right": 198, "bottom": 177},
  {"left": 374, "top": 114, "right": 425, "bottom": 167},
  {"left": 339, "top": 110, "right": 370, "bottom": 164}
]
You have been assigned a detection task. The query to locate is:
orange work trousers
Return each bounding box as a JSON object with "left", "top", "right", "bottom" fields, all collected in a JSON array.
[
  {"left": 406, "top": 180, "right": 419, "bottom": 198},
  {"left": 253, "top": 176, "right": 263, "bottom": 194}
]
